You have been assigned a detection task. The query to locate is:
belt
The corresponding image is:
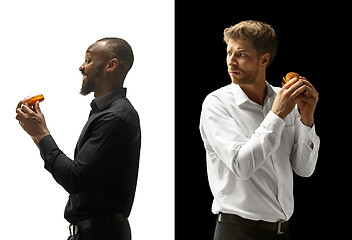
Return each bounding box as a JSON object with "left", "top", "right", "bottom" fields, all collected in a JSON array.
[
  {"left": 217, "top": 213, "right": 289, "bottom": 235},
  {"left": 68, "top": 213, "right": 127, "bottom": 236}
]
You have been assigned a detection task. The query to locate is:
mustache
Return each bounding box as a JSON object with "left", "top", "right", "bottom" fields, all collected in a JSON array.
[{"left": 228, "top": 68, "right": 242, "bottom": 72}]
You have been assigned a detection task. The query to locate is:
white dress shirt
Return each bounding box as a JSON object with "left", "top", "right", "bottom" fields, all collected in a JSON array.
[{"left": 199, "top": 82, "right": 320, "bottom": 222}]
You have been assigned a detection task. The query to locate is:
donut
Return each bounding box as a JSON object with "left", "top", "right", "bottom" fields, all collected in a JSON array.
[
  {"left": 282, "top": 72, "right": 300, "bottom": 87},
  {"left": 22, "top": 94, "right": 44, "bottom": 106}
]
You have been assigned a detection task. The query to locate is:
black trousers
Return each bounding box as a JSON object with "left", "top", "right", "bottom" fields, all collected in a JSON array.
[
  {"left": 214, "top": 221, "right": 291, "bottom": 240},
  {"left": 67, "top": 220, "right": 131, "bottom": 240}
]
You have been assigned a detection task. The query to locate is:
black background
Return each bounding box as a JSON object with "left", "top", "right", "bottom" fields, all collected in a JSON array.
[{"left": 176, "top": 2, "right": 349, "bottom": 239}]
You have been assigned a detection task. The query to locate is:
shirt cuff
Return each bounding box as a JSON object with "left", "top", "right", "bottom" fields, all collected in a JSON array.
[
  {"left": 38, "top": 135, "right": 59, "bottom": 160},
  {"left": 296, "top": 119, "right": 316, "bottom": 141},
  {"left": 295, "top": 119, "right": 320, "bottom": 152},
  {"left": 261, "top": 111, "right": 286, "bottom": 133}
]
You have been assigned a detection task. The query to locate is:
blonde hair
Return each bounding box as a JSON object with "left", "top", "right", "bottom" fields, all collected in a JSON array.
[{"left": 224, "top": 20, "right": 278, "bottom": 66}]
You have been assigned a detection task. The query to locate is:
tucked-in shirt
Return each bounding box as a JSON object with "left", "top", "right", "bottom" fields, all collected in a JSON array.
[
  {"left": 39, "top": 88, "right": 141, "bottom": 224},
  {"left": 199, "top": 82, "right": 320, "bottom": 222}
]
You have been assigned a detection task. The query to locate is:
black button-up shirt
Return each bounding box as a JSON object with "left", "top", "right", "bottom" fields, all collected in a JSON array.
[{"left": 38, "top": 88, "right": 141, "bottom": 224}]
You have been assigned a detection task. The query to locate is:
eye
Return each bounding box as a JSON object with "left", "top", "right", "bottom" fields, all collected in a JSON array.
[
  {"left": 85, "top": 58, "right": 91, "bottom": 64},
  {"left": 239, "top": 53, "right": 246, "bottom": 57}
]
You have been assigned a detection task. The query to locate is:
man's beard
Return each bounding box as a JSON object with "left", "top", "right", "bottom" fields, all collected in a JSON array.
[
  {"left": 80, "top": 76, "right": 95, "bottom": 96},
  {"left": 229, "top": 65, "right": 259, "bottom": 85},
  {"left": 80, "top": 65, "right": 104, "bottom": 96}
]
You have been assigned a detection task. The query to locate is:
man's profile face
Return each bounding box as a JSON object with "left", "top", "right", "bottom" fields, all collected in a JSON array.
[
  {"left": 79, "top": 42, "right": 107, "bottom": 96},
  {"left": 226, "top": 38, "right": 260, "bottom": 85}
]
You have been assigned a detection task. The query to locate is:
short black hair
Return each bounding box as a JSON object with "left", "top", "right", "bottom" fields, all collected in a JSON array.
[{"left": 97, "top": 37, "right": 134, "bottom": 71}]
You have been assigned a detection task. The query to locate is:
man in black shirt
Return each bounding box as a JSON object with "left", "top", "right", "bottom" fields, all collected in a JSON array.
[{"left": 16, "top": 38, "right": 141, "bottom": 240}]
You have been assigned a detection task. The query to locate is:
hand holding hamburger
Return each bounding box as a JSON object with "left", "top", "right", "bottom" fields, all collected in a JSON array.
[
  {"left": 272, "top": 72, "right": 319, "bottom": 126},
  {"left": 282, "top": 72, "right": 301, "bottom": 87}
]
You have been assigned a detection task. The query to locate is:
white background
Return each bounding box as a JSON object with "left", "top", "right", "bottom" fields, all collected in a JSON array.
[{"left": 0, "top": 0, "right": 174, "bottom": 239}]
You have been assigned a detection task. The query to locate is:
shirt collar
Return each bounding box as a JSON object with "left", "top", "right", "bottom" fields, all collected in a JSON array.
[
  {"left": 90, "top": 88, "right": 127, "bottom": 112},
  {"left": 231, "top": 81, "right": 276, "bottom": 106},
  {"left": 231, "top": 83, "right": 248, "bottom": 106}
]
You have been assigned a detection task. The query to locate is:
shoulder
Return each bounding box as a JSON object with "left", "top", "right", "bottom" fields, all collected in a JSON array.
[
  {"left": 91, "top": 98, "right": 139, "bottom": 132},
  {"left": 202, "top": 84, "right": 233, "bottom": 108},
  {"left": 200, "top": 84, "right": 236, "bottom": 122},
  {"left": 109, "top": 98, "right": 139, "bottom": 121}
]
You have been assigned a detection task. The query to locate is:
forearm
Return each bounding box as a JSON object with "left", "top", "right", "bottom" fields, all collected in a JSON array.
[
  {"left": 33, "top": 130, "right": 51, "bottom": 144},
  {"left": 38, "top": 116, "right": 124, "bottom": 194},
  {"left": 202, "top": 111, "right": 286, "bottom": 179},
  {"left": 300, "top": 113, "right": 314, "bottom": 127},
  {"left": 291, "top": 120, "right": 320, "bottom": 177},
  {"left": 38, "top": 135, "right": 83, "bottom": 194},
  {"left": 233, "top": 111, "right": 285, "bottom": 179}
]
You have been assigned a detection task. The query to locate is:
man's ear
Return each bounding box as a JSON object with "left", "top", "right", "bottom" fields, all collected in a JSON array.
[
  {"left": 107, "top": 58, "right": 119, "bottom": 72},
  {"left": 260, "top": 53, "right": 270, "bottom": 68}
]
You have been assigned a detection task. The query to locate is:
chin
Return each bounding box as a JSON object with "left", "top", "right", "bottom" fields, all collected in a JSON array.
[
  {"left": 230, "top": 76, "right": 245, "bottom": 85},
  {"left": 80, "top": 84, "right": 92, "bottom": 96},
  {"left": 230, "top": 78, "right": 240, "bottom": 84},
  {"left": 231, "top": 75, "right": 256, "bottom": 85}
]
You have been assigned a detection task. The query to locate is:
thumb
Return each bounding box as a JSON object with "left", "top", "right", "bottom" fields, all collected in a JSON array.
[{"left": 34, "top": 101, "right": 42, "bottom": 114}]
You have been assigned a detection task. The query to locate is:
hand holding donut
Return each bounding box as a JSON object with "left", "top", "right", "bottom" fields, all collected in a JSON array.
[
  {"left": 22, "top": 94, "right": 45, "bottom": 106},
  {"left": 16, "top": 94, "right": 50, "bottom": 145}
]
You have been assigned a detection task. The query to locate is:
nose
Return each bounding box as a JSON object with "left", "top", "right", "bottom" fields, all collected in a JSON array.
[
  {"left": 79, "top": 63, "right": 85, "bottom": 73},
  {"left": 227, "top": 54, "right": 238, "bottom": 67}
]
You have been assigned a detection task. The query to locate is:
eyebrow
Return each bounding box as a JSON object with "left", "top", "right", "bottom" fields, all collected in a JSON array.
[{"left": 227, "top": 48, "right": 249, "bottom": 52}]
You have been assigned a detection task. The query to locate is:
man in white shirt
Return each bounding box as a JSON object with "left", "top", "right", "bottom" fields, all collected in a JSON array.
[{"left": 199, "top": 20, "right": 320, "bottom": 240}]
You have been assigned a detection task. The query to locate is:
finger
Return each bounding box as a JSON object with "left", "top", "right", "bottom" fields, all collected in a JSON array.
[
  {"left": 296, "top": 90, "right": 310, "bottom": 100},
  {"left": 301, "top": 79, "right": 316, "bottom": 91},
  {"left": 21, "top": 104, "right": 34, "bottom": 114},
  {"left": 288, "top": 79, "right": 303, "bottom": 93},
  {"left": 283, "top": 77, "right": 299, "bottom": 89},
  {"left": 292, "top": 84, "right": 309, "bottom": 98},
  {"left": 16, "top": 107, "right": 26, "bottom": 121},
  {"left": 34, "top": 101, "right": 41, "bottom": 114},
  {"left": 300, "top": 80, "right": 319, "bottom": 98},
  {"left": 16, "top": 101, "right": 23, "bottom": 111},
  {"left": 299, "top": 76, "right": 316, "bottom": 89}
]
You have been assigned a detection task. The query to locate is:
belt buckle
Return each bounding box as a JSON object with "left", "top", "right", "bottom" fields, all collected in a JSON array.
[{"left": 277, "top": 220, "right": 285, "bottom": 235}]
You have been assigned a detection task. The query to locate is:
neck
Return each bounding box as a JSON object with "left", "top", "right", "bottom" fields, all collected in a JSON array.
[
  {"left": 94, "top": 75, "right": 124, "bottom": 98},
  {"left": 239, "top": 73, "right": 267, "bottom": 106},
  {"left": 94, "top": 85, "right": 123, "bottom": 98}
]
